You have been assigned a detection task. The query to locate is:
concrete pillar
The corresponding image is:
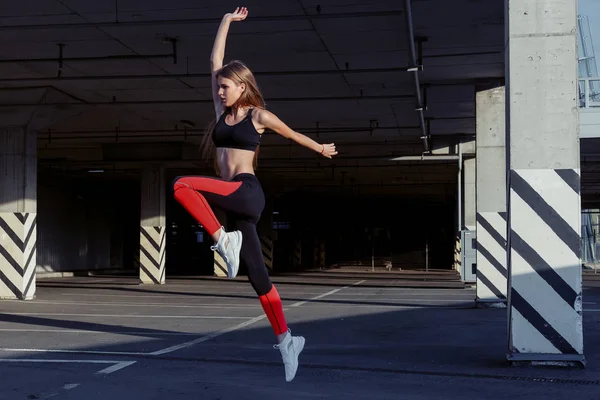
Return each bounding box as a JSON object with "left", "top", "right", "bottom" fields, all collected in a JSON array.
[
  {"left": 139, "top": 164, "right": 166, "bottom": 284},
  {"left": 475, "top": 86, "right": 508, "bottom": 307},
  {"left": 313, "top": 238, "right": 326, "bottom": 269},
  {"left": 463, "top": 158, "right": 476, "bottom": 231},
  {"left": 506, "top": 0, "right": 583, "bottom": 365},
  {"left": 0, "top": 127, "right": 37, "bottom": 300},
  {"left": 293, "top": 239, "right": 302, "bottom": 269},
  {"left": 457, "top": 153, "right": 476, "bottom": 281}
]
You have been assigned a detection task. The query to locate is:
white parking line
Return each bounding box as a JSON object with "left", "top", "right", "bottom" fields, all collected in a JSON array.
[
  {"left": 0, "top": 358, "right": 136, "bottom": 375},
  {"left": 149, "top": 280, "right": 366, "bottom": 356},
  {"left": 304, "top": 297, "right": 475, "bottom": 302},
  {"left": 56, "top": 292, "right": 329, "bottom": 298},
  {"left": 23, "top": 300, "right": 258, "bottom": 309},
  {"left": 0, "top": 348, "right": 146, "bottom": 356},
  {"left": 149, "top": 314, "right": 275, "bottom": 356},
  {"left": 0, "top": 281, "right": 358, "bottom": 357},
  {"left": 0, "top": 329, "right": 200, "bottom": 335},
  {"left": 96, "top": 361, "right": 137, "bottom": 374},
  {"left": 288, "top": 280, "right": 367, "bottom": 308},
  {"left": 53, "top": 290, "right": 474, "bottom": 300},
  {"left": 3, "top": 312, "right": 249, "bottom": 319},
  {"left": 334, "top": 293, "right": 476, "bottom": 297}
]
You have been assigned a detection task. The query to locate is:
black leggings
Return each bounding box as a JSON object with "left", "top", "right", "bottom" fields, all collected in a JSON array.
[{"left": 172, "top": 173, "right": 272, "bottom": 295}]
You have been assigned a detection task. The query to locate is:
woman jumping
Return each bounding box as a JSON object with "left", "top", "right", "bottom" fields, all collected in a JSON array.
[{"left": 172, "top": 7, "right": 337, "bottom": 382}]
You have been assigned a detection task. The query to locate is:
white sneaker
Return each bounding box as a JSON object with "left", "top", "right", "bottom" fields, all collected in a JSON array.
[
  {"left": 274, "top": 330, "right": 305, "bottom": 382},
  {"left": 210, "top": 227, "right": 242, "bottom": 279}
]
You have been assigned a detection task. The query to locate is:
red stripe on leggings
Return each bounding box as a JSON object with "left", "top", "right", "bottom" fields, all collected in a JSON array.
[
  {"left": 173, "top": 177, "right": 242, "bottom": 235},
  {"left": 259, "top": 285, "right": 288, "bottom": 335},
  {"left": 175, "top": 177, "right": 242, "bottom": 196}
]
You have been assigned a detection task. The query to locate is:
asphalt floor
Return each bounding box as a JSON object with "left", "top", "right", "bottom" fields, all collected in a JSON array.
[{"left": 1, "top": 268, "right": 599, "bottom": 399}]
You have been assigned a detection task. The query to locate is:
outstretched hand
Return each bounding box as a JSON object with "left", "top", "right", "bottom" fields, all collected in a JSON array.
[
  {"left": 320, "top": 143, "right": 338, "bottom": 159},
  {"left": 225, "top": 7, "right": 248, "bottom": 22}
]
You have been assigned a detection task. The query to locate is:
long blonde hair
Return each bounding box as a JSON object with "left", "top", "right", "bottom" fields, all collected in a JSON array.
[{"left": 200, "top": 60, "right": 266, "bottom": 175}]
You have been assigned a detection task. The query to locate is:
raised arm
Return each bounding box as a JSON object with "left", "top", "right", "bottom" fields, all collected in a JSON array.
[
  {"left": 210, "top": 7, "right": 248, "bottom": 118},
  {"left": 254, "top": 109, "right": 338, "bottom": 159}
]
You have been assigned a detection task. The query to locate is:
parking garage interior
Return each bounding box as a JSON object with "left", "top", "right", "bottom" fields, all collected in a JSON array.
[
  {"left": 1, "top": 0, "right": 600, "bottom": 397},
  {"left": 1, "top": 0, "right": 500, "bottom": 278}
]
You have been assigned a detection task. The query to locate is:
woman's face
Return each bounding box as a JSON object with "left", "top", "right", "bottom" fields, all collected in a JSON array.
[{"left": 217, "top": 76, "right": 245, "bottom": 107}]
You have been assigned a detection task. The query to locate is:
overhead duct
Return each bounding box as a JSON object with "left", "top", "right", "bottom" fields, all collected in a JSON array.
[
  {"left": 37, "top": 125, "right": 419, "bottom": 137},
  {"left": 389, "top": 155, "right": 459, "bottom": 161},
  {"left": 0, "top": 68, "right": 499, "bottom": 85},
  {"left": 0, "top": 53, "right": 176, "bottom": 65},
  {"left": 404, "top": 0, "right": 430, "bottom": 153},
  {"left": 0, "top": 40, "right": 178, "bottom": 78},
  {"left": 0, "top": 10, "right": 404, "bottom": 31},
  {"left": 0, "top": 94, "right": 415, "bottom": 108},
  {"left": 0, "top": 66, "right": 413, "bottom": 84}
]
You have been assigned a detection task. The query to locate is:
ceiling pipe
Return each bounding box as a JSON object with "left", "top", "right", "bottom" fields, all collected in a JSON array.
[
  {"left": 36, "top": 130, "right": 476, "bottom": 143},
  {"left": 37, "top": 134, "right": 424, "bottom": 143},
  {"left": 36, "top": 125, "right": 419, "bottom": 136},
  {"left": 423, "top": 51, "right": 502, "bottom": 59},
  {"left": 0, "top": 38, "right": 178, "bottom": 67},
  {"left": 0, "top": 10, "right": 403, "bottom": 31},
  {"left": 0, "top": 85, "right": 87, "bottom": 103},
  {"left": 0, "top": 94, "right": 415, "bottom": 108},
  {"left": 0, "top": 70, "right": 501, "bottom": 86},
  {"left": 0, "top": 53, "right": 175, "bottom": 64},
  {"left": 0, "top": 66, "right": 412, "bottom": 83},
  {"left": 37, "top": 160, "right": 451, "bottom": 170},
  {"left": 389, "top": 155, "right": 459, "bottom": 161},
  {"left": 403, "top": 0, "right": 430, "bottom": 154},
  {"left": 38, "top": 154, "right": 430, "bottom": 163},
  {"left": 39, "top": 159, "right": 458, "bottom": 168}
]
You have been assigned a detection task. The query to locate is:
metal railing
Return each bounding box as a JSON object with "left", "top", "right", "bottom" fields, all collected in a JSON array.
[{"left": 579, "top": 77, "right": 600, "bottom": 108}]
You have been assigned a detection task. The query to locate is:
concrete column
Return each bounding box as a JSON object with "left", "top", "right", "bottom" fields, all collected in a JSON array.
[
  {"left": 506, "top": 0, "right": 583, "bottom": 365},
  {"left": 475, "top": 86, "right": 508, "bottom": 307},
  {"left": 293, "top": 239, "right": 302, "bottom": 269},
  {"left": 463, "top": 158, "right": 476, "bottom": 231},
  {"left": 0, "top": 127, "right": 37, "bottom": 300},
  {"left": 139, "top": 165, "right": 166, "bottom": 284},
  {"left": 457, "top": 153, "right": 476, "bottom": 281}
]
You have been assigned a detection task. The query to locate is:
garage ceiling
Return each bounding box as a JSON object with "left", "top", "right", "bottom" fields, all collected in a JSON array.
[{"left": 0, "top": 0, "right": 505, "bottom": 198}]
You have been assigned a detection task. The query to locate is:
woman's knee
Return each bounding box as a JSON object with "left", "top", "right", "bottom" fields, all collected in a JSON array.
[
  {"left": 248, "top": 270, "right": 272, "bottom": 296},
  {"left": 172, "top": 176, "right": 191, "bottom": 192}
]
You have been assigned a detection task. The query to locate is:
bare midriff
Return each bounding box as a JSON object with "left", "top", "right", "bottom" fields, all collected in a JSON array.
[{"left": 215, "top": 147, "right": 256, "bottom": 180}]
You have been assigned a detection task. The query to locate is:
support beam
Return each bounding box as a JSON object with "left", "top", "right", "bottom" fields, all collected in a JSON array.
[
  {"left": 139, "top": 165, "right": 166, "bottom": 285},
  {"left": 476, "top": 86, "right": 508, "bottom": 307},
  {"left": 463, "top": 157, "right": 476, "bottom": 231},
  {"left": 505, "top": 0, "right": 584, "bottom": 366},
  {"left": 0, "top": 127, "right": 37, "bottom": 300},
  {"left": 458, "top": 154, "right": 477, "bottom": 282}
]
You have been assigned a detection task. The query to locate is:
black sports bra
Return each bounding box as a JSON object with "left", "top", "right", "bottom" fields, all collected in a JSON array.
[{"left": 212, "top": 108, "right": 261, "bottom": 151}]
